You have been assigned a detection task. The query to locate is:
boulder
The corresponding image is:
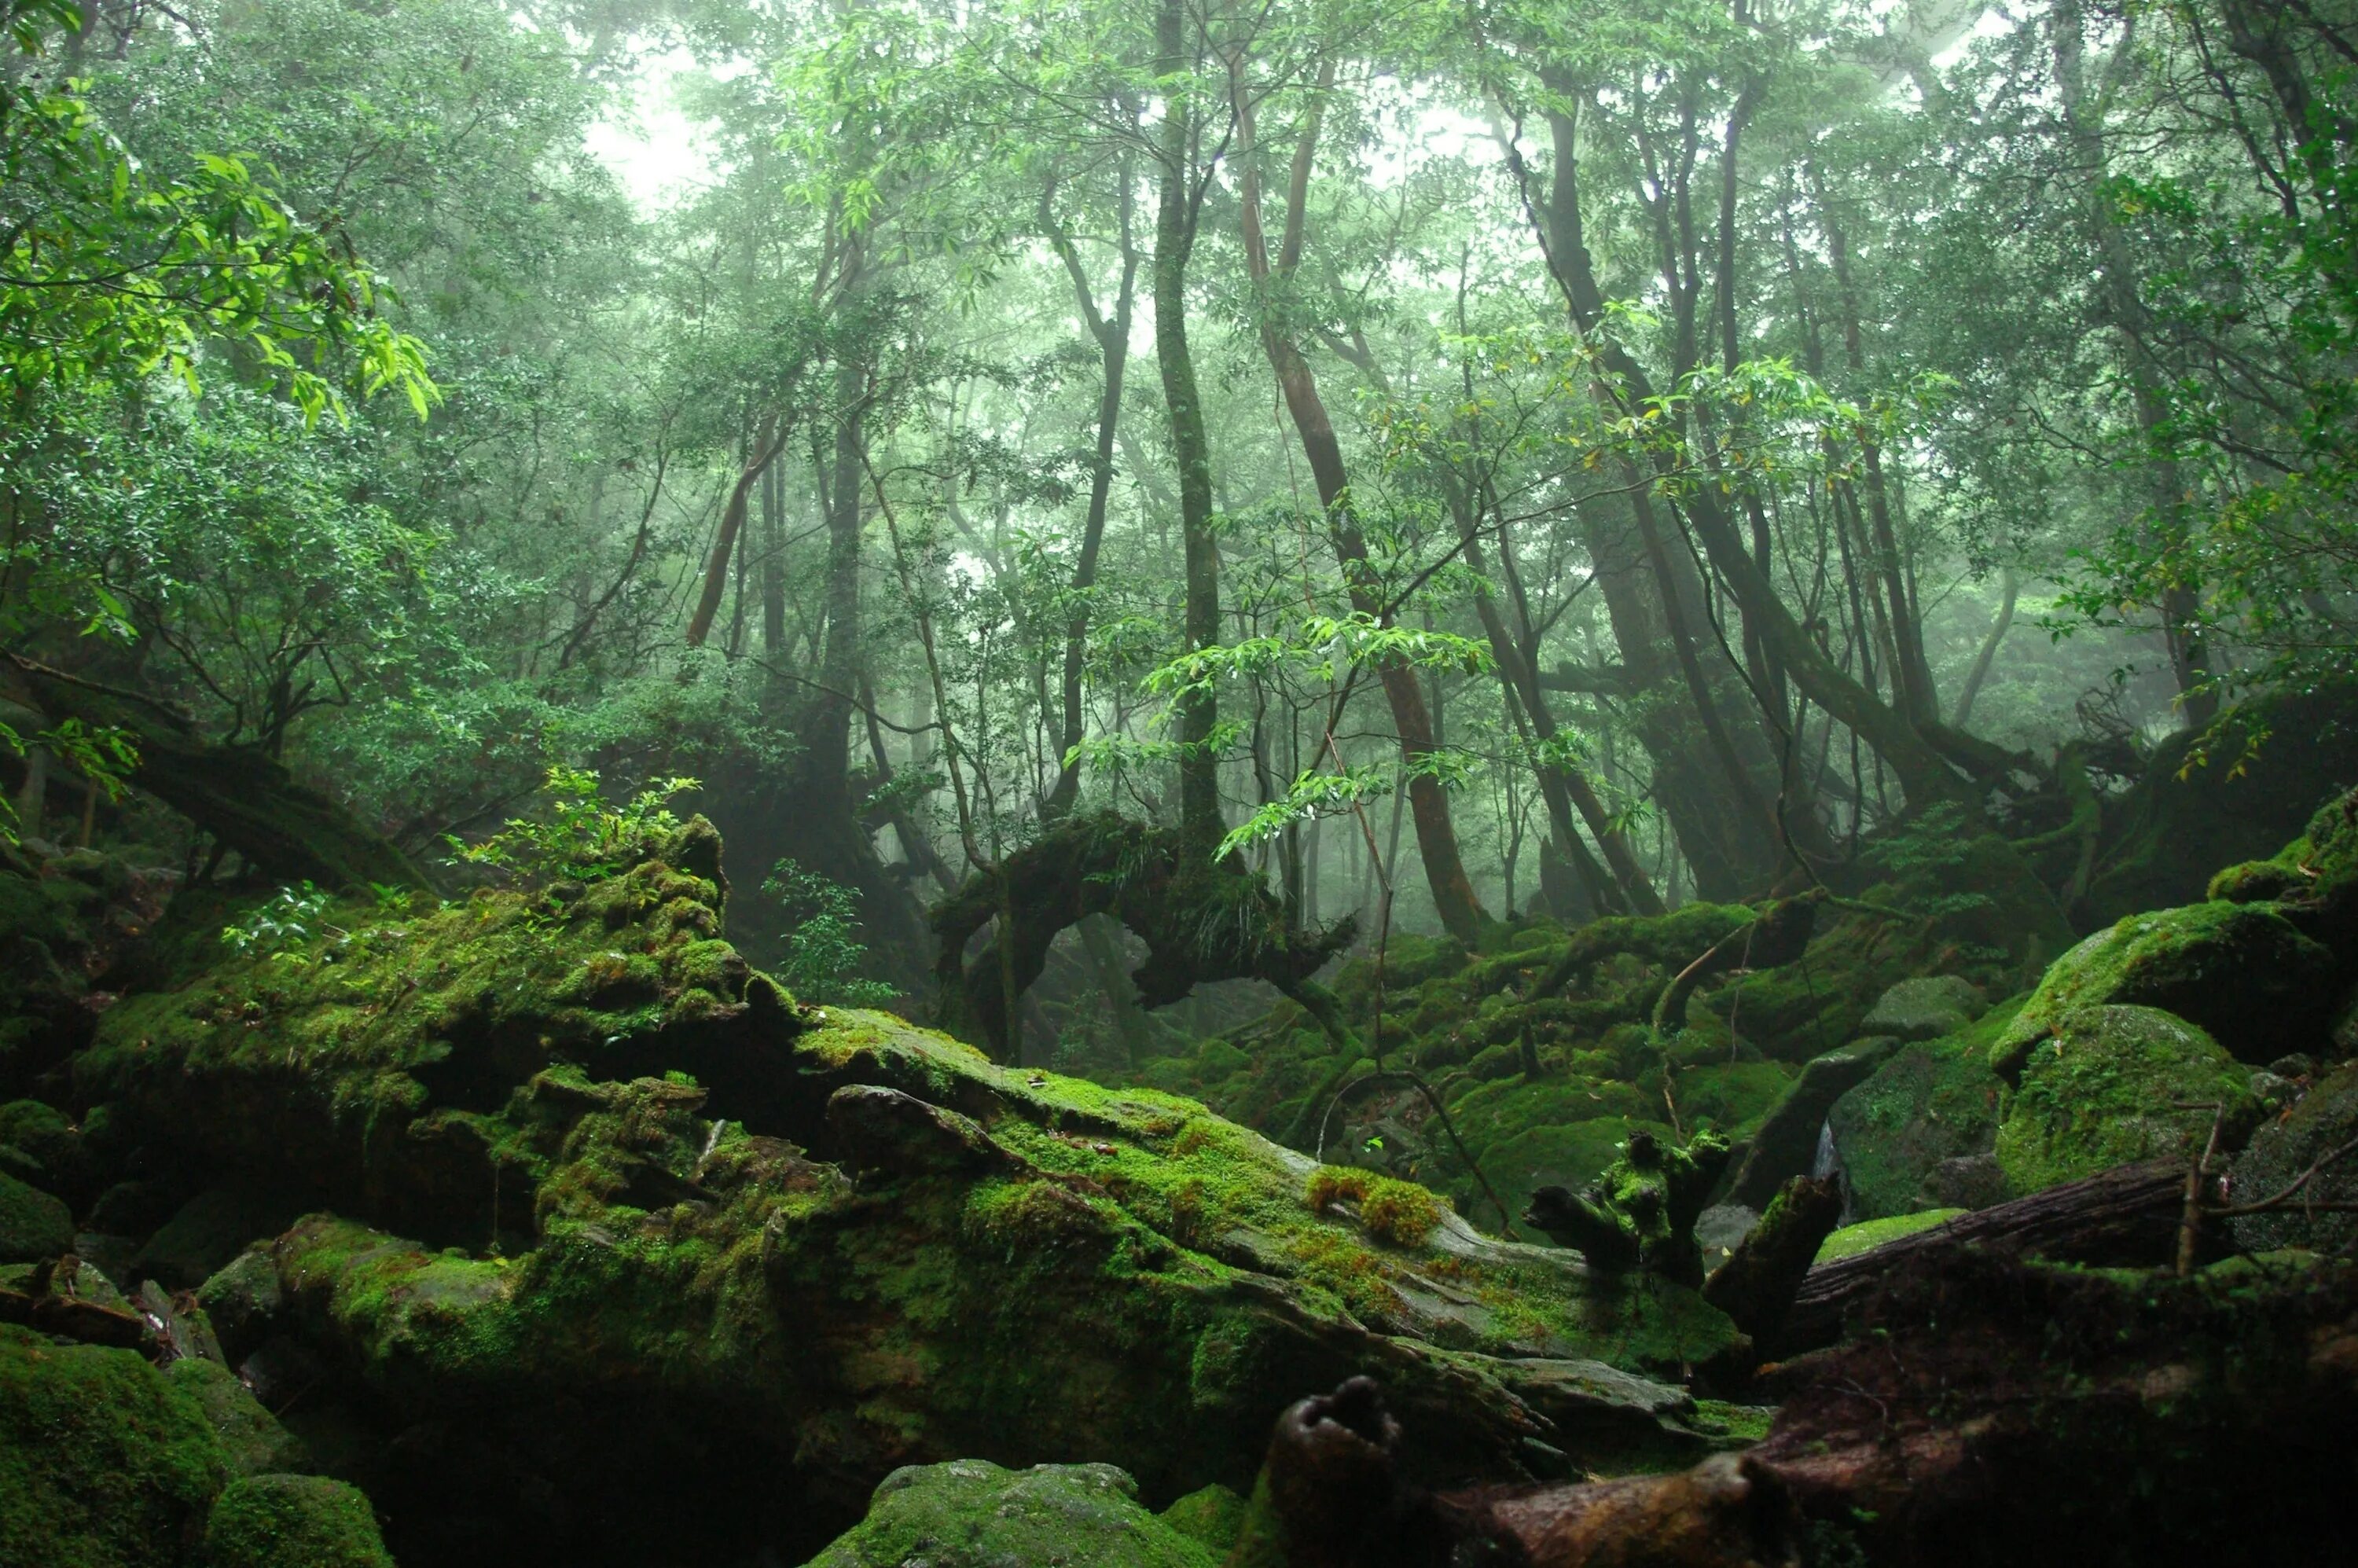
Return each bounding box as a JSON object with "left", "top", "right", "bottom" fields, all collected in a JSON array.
[
  {"left": 801, "top": 1460, "right": 1216, "bottom": 1568},
  {"left": 0, "top": 1322, "right": 227, "bottom": 1566},
  {"left": 134, "top": 1189, "right": 302, "bottom": 1291},
  {"left": 1994, "top": 1006, "right": 2260, "bottom": 1195},
  {"left": 1858, "top": 977, "right": 1986, "bottom": 1043},
  {"left": 2229, "top": 1059, "right": 2358, "bottom": 1254},
  {"left": 1824, "top": 1029, "right": 2009, "bottom": 1221},
  {"left": 1990, "top": 902, "right": 2338, "bottom": 1074},
  {"left": 61, "top": 824, "right": 1735, "bottom": 1564},
  {"left": 196, "top": 1474, "right": 394, "bottom": 1568},
  {"left": 0, "top": 1168, "right": 72, "bottom": 1262}
]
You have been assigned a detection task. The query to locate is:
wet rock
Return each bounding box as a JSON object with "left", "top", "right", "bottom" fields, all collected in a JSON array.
[
  {"left": 198, "top": 1474, "right": 393, "bottom": 1568},
  {"left": 196, "top": 1249, "right": 284, "bottom": 1366},
  {"left": 1724, "top": 1038, "right": 1898, "bottom": 1209},
  {"left": 1995, "top": 1006, "right": 2259, "bottom": 1195},
  {"left": 134, "top": 1188, "right": 300, "bottom": 1291},
  {"left": 2229, "top": 1059, "right": 2358, "bottom": 1254},
  {"left": 0, "top": 1167, "right": 72, "bottom": 1261},
  {"left": 803, "top": 1460, "right": 1216, "bottom": 1568},
  {"left": 1824, "top": 1030, "right": 2007, "bottom": 1221},
  {"left": 1859, "top": 976, "right": 1986, "bottom": 1042},
  {"left": 1991, "top": 902, "right": 2338, "bottom": 1074},
  {"left": 1926, "top": 1152, "right": 2007, "bottom": 1210},
  {"left": 1692, "top": 1204, "right": 1757, "bottom": 1274}
]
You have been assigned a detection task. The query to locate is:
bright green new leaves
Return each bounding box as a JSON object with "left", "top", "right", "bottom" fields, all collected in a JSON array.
[{"left": 1, "top": 5, "right": 435, "bottom": 422}]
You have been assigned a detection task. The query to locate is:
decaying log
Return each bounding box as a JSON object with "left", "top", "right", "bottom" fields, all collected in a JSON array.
[{"left": 1776, "top": 1158, "right": 2187, "bottom": 1354}]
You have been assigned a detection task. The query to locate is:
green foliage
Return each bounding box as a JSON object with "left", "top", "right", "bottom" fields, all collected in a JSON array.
[
  {"left": 450, "top": 767, "right": 699, "bottom": 886},
  {"left": 762, "top": 858, "right": 899, "bottom": 1006},
  {"left": 219, "top": 882, "right": 336, "bottom": 959}
]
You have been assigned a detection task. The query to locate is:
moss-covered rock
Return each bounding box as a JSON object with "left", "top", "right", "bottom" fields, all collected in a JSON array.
[
  {"left": 196, "top": 1474, "right": 393, "bottom": 1568},
  {"left": 1858, "top": 975, "right": 1986, "bottom": 1043},
  {"left": 1824, "top": 1004, "right": 2016, "bottom": 1221},
  {"left": 1994, "top": 1006, "right": 2259, "bottom": 1195},
  {"left": 2228, "top": 1060, "right": 2358, "bottom": 1254},
  {"left": 1991, "top": 902, "right": 2338, "bottom": 1073},
  {"left": 800, "top": 1460, "right": 1217, "bottom": 1568},
  {"left": 0, "top": 1166, "right": 73, "bottom": 1261},
  {"left": 59, "top": 825, "right": 1735, "bottom": 1560},
  {"left": 0, "top": 1322, "right": 230, "bottom": 1566},
  {"left": 0, "top": 1096, "right": 96, "bottom": 1207},
  {"left": 1813, "top": 1208, "right": 1963, "bottom": 1264},
  {"left": 166, "top": 1358, "right": 309, "bottom": 1478}
]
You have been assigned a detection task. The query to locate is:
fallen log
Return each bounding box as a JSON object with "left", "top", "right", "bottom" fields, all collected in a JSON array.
[{"left": 1774, "top": 1158, "right": 2186, "bottom": 1354}]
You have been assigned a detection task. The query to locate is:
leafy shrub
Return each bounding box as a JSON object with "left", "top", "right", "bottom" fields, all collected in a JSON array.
[
  {"left": 448, "top": 766, "right": 696, "bottom": 884},
  {"left": 764, "top": 858, "right": 898, "bottom": 1006}
]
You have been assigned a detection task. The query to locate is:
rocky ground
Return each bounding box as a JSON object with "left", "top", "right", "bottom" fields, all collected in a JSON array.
[{"left": 5, "top": 769, "right": 2357, "bottom": 1566}]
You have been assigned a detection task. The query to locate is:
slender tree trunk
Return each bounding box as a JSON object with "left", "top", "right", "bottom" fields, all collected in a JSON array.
[
  {"left": 1155, "top": 0, "right": 1223, "bottom": 854},
  {"left": 685, "top": 415, "right": 788, "bottom": 649},
  {"left": 1231, "top": 62, "right": 1488, "bottom": 944}
]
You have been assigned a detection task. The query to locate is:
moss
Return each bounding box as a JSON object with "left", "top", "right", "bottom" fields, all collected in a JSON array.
[
  {"left": 1814, "top": 1208, "right": 1965, "bottom": 1264},
  {"left": 1992, "top": 901, "right": 2338, "bottom": 1073},
  {"left": 803, "top": 1460, "right": 1218, "bottom": 1568},
  {"left": 1825, "top": 1001, "right": 2018, "bottom": 1221},
  {"left": 197, "top": 1474, "right": 393, "bottom": 1568},
  {"left": 164, "top": 1359, "right": 309, "bottom": 1478},
  {"left": 0, "top": 1166, "right": 73, "bottom": 1262},
  {"left": 2229, "top": 1061, "right": 2358, "bottom": 1254},
  {"left": 0, "top": 1322, "right": 232, "bottom": 1567},
  {"left": 1304, "top": 1166, "right": 1445, "bottom": 1247},
  {"left": 1159, "top": 1482, "right": 1249, "bottom": 1557},
  {"left": 1995, "top": 1006, "right": 2260, "bottom": 1195}
]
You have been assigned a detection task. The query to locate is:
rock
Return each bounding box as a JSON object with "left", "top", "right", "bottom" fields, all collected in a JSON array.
[
  {"left": 1859, "top": 976, "right": 1987, "bottom": 1042},
  {"left": 1156, "top": 1483, "right": 1249, "bottom": 1559},
  {"left": 801, "top": 1460, "right": 1218, "bottom": 1568},
  {"left": 825, "top": 1083, "right": 1019, "bottom": 1177},
  {"left": 1990, "top": 902, "right": 2339, "bottom": 1074},
  {"left": 198, "top": 1474, "right": 394, "bottom": 1568},
  {"left": 0, "top": 1098, "right": 94, "bottom": 1207},
  {"left": 1692, "top": 1204, "right": 1757, "bottom": 1274},
  {"left": 0, "top": 1320, "right": 231, "bottom": 1566},
  {"left": 1995, "top": 1006, "right": 2260, "bottom": 1195},
  {"left": 1926, "top": 1152, "right": 2007, "bottom": 1209},
  {"left": 168, "top": 1357, "right": 310, "bottom": 1477},
  {"left": 87, "top": 1178, "right": 182, "bottom": 1238},
  {"left": 1724, "top": 1038, "right": 1899, "bottom": 1209},
  {"left": 1824, "top": 1032, "right": 2007, "bottom": 1221},
  {"left": 196, "top": 1248, "right": 285, "bottom": 1366},
  {"left": 2229, "top": 1059, "right": 2358, "bottom": 1254},
  {"left": 0, "top": 1168, "right": 73, "bottom": 1262},
  {"left": 134, "top": 1188, "right": 301, "bottom": 1291}
]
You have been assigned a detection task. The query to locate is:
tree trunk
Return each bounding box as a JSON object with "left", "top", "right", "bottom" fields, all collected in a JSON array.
[
  {"left": 1155, "top": 0, "right": 1224, "bottom": 854},
  {"left": 1231, "top": 66, "right": 1488, "bottom": 945}
]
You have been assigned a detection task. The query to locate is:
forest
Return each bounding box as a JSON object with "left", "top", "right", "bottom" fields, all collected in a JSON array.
[{"left": 2, "top": 0, "right": 2357, "bottom": 1563}]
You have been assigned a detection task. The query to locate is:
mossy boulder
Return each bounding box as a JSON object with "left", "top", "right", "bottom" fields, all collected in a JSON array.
[
  {"left": 0, "top": 1166, "right": 74, "bottom": 1261},
  {"left": 2228, "top": 1060, "right": 2358, "bottom": 1254},
  {"left": 1, "top": 1328, "right": 215, "bottom": 1564},
  {"left": 800, "top": 1460, "right": 1216, "bottom": 1568},
  {"left": 1824, "top": 1004, "right": 2017, "bottom": 1221},
  {"left": 0, "top": 1320, "right": 292, "bottom": 1567},
  {"left": 1858, "top": 976, "right": 1986, "bottom": 1043},
  {"left": 1726, "top": 1039, "right": 1899, "bottom": 1210},
  {"left": 63, "top": 825, "right": 1735, "bottom": 1560},
  {"left": 0, "top": 1096, "right": 97, "bottom": 1207},
  {"left": 1994, "top": 1007, "right": 2260, "bottom": 1195},
  {"left": 1992, "top": 902, "right": 2338, "bottom": 1074},
  {"left": 196, "top": 1475, "right": 392, "bottom": 1568}
]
